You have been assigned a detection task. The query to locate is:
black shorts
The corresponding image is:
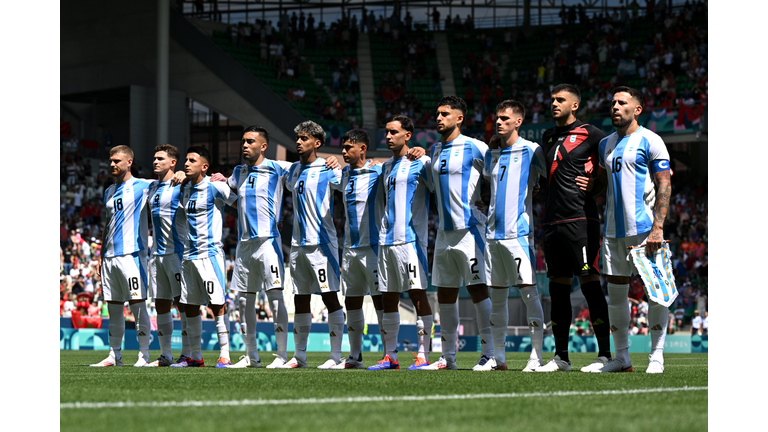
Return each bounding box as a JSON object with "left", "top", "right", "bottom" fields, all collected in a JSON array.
[{"left": 542, "top": 219, "right": 601, "bottom": 278}]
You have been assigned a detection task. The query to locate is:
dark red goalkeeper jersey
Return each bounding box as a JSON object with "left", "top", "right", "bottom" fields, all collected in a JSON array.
[{"left": 540, "top": 120, "right": 606, "bottom": 225}]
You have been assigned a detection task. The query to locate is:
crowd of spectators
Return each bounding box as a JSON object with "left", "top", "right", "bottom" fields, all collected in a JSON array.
[{"left": 452, "top": 0, "right": 707, "bottom": 129}]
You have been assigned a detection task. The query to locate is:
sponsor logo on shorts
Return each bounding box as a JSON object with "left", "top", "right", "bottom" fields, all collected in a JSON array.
[
  {"left": 441, "top": 336, "right": 446, "bottom": 341},
  {"left": 651, "top": 324, "right": 663, "bottom": 331},
  {"left": 138, "top": 331, "right": 146, "bottom": 336},
  {"left": 273, "top": 279, "right": 281, "bottom": 284},
  {"left": 330, "top": 331, "right": 337, "bottom": 337},
  {"left": 275, "top": 326, "right": 284, "bottom": 332},
  {"left": 529, "top": 322, "right": 539, "bottom": 327},
  {"left": 610, "top": 325, "right": 619, "bottom": 332},
  {"left": 481, "top": 339, "right": 487, "bottom": 344},
  {"left": 472, "top": 275, "right": 481, "bottom": 281},
  {"left": 320, "top": 284, "right": 328, "bottom": 289},
  {"left": 582, "top": 263, "right": 590, "bottom": 270},
  {"left": 349, "top": 326, "right": 356, "bottom": 332},
  {"left": 158, "top": 331, "right": 164, "bottom": 336}
]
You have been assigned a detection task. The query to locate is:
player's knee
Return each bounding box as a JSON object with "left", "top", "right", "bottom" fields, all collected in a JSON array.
[{"left": 466, "top": 284, "right": 489, "bottom": 303}]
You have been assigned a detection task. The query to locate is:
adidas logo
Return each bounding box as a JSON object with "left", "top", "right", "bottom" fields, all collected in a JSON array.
[
  {"left": 610, "top": 325, "right": 619, "bottom": 332},
  {"left": 518, "top": 275, "right": 523, "bottom": 281},
  {"left": 381, "top": 329, "right": 388, "bottom": 335},
  {"left": 273, "top": 280, "right": 280, "bottom": 284},
  {"left": 182, "top": 331, "right": 187, "bottom": 336},
  {"left": 294, "top": 328, "right": 298, "bottom": 334},
  {"left": 529, "top": 322, "right": 539, "bottom": 327},
  {"left": 275, "top": 327, "right": 284, "bottom": 332},
  {"left": 481, "top": 339, "right": 487, "bottom": 344},
  {"left": 321, "top": 284, "right": 328, "bottom": 289},
  {"left": 582, "top": 263, "right": 590, "bottom": 270},
  {"left": 651, "top": 324, "right": 663, "bottom": 331},
  {"left": 410, "top": 280, "right": 415, "bottom": 285},
  {"left": 551, "top": 320, "right": 557, "bottom": 326},
  {"left": 330, "top": 331, "right": 337, "bottom": 337},
  {"left": 131, "top": 292, "right": 138, "bottom": 297},
  {"left": 158, "top": 331, "right": 164, "bottom": 336},
  {"left": 441, "top": 336, "right": 446, "bottom": 341},
  {"left": 109, "top": 330, "right": 112, "bottom": 336},
  {"left": 490, "top": 320, "right": 495, "bottom": 326},
  {"left": 593, "top": 318, "right": 604, "bottom": 325},
  {"left": 137, "top": 331, "right": 146, "bottom": 336},
  {"left": 472, "top": 275, "right": 480, "bottom": 281},
  {"left": 418, "top": 330, "right": 428, "bottom": 335},
  {"left": 349, "top": 326, "right": 356, "bottom": 332}
]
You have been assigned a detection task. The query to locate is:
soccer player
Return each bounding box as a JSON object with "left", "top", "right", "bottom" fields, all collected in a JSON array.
[
  {"left": 90, "top": 145, "right": 153, "bottom": 367},
  {"left": 279, "top": 120, "right": 346, "bottom": 369},
  {"left": 221, "top": 126, "right": 293, "bottom": 369},
  {"left": 144, "top": 144, "right": 191, "bottom": 367},
  {"left": 483, "top": 101, "right": 547, "bottom": 372},
  {"left": 579, "top": 86, "right": 672, "bottom": 374},
  {"left": 170, "top": 146, "right": 237, "bottom": 368},
  {"left": 422, "top": 96, "right": 492, "bottom": 371},
  {"left": 536, "top": 83, "right": 613, "bottom": 373},
  {"left": 367, "top": 116, "right": 435, "bottom": 371},
  {"left": 331, "top": 129, "right": 386, "bottom": 369}
]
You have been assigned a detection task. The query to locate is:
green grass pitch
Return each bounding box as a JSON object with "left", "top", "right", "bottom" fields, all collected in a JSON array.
[{"left": 60, "top": 351, "right": 707, "bottom": 432}]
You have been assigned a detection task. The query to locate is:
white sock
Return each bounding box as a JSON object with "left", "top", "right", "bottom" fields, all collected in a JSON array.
[
  {"left": 607, "top": 283, "right": 631, "bottom": 363},
  {"left": 328, "top": 309, "right": 344, "bottom": 363},
  {"left": 293, "top": 313, "right": 312, "bottom": 362},
  {"left": 186, "top": 313, "right": 203, "bottom": 361},
  {"left": 382, "top": 312, "right": 400, "bottom": 361},
  {"left": 130, "top": 302, "right": 150, "bottom": 359},
  {"left": 156, "top": 312, "right": 174, "bottom": 360},
  {"left": 347, "top": 308, "right": 365, "bottom": 359},
  {"left": 417, "top": 315, "right": 433, "bottom": 361},
  {"left": 375, "top": 308, "right": 384, "bottom": 344},
  {"left": 266, "top": 289, "right": 288, "bottom": 360},
  {"left": 473, "top": 297, "right": 493, "bottom": 357},
  {"left": 520, "top": 286, "right": 544, "bottom": 362},
  {"left": 439, "top": 301, "right": 459, "bottom": 362},
  {"left": 489, "top": 287, "right": 509, "bottom": 364},
  {"left": 243, "top": 293, "right": 259, "bottom": 362},
  {"left": 215, "top": 314, "right": 230, "bottom": 361},
  {"left": 179, "top": 308, "right": 191, "bottom": 357},
  {"left": 108, "top": 303, "right": 125, "bottom": 360},
  {"left": 648, "top": 302, "right": 669, "bottom": 363}
]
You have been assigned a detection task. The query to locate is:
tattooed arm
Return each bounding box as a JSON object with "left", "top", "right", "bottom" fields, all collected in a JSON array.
[{"left": 645, "top": 169, "right": 671, "bottom": 256}]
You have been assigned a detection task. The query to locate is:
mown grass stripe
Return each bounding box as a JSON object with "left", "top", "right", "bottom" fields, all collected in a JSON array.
[{"left": 61, "top": 386, "right": 707, "bottom": 410}]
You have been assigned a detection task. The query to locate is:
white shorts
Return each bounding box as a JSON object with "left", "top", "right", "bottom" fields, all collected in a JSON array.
[
  {"left": 378, "top": 241, "right": 429, "bottom": 293},
  {"left": 485, "top": 236, "right": 536, "bottom": 287},
  {"left": 180, "top": 254, "right": 227, "bottom": 306},
  {"left": 603, "top": 231, "right": 651, "bottom": 277},
  {"left": 431, "top": 226, "right": 487, "bottom": 288},
  {"left": 149, "top": 253, "right": 183, "bottom": 300},
  {"left": 341, "top": 245, "right": 381, "bottom": 297},
  {"left": 102, "top": 250, "right": 149, "bottom": 302},
  {"left": 231, "top": 237, "right": 285, "bottom": 293},
  {"left": 290, "top": 243, "right": 341, "bottom": 295}
]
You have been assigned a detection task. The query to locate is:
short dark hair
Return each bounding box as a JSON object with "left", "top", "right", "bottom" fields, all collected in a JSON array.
[
  {"left": 243, "top": 125, "right": 269, "bottom": 143},
  {"left": 186, "top": 145, "right": 212, "bottom": 165},
  {"left": 551, "top": 83, "right": 581, "bottom": 103},
  {"left": 386, "top": 115, "right": 415, "bottom": 133},
  {"left": 153, "top": 144, "right": 180, "bottom": 161},
  {"left": 613, "top": 86, "right": 644, "bottom": 106},
  {"left": 495, "top": 100, "right": 526, "bottom": 120},
  {"left": 436, "top": 96, "right": 467, "bottom": 116},
  {"left": 341, "top": 129, "right": 370, "bottom": 147},
  {"left": 294, "top": 120, "right": 326, "bottom": 146}
]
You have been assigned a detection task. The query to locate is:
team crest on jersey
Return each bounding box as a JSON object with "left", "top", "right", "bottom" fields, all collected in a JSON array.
[
  {"left": 569, "top": 135, "right": 577, "bottom": 143},
  {"left": 311, "top": 172, "right": 316, "bottom": 178},
  {"left": 514, "top": 156, "right": 519, "bottom": 163}
]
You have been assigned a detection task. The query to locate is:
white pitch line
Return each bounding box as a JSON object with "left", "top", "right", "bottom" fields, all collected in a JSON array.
[{"left": 61, "top": 386, "right": 707, "bottom": 410}]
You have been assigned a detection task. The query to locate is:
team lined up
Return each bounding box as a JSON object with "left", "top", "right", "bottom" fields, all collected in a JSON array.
[{"left": 90, "top": 84, "right": 671, "bottom": 374}]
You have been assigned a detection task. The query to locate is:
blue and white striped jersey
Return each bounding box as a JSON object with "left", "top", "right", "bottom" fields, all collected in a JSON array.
[
  {"left": 483, "top": 138, "right": 546, "bottom": 240},
  {"left": 179, "top": 176, "right": 236, "bottom": 260},
  {"left": 285, "top": 158, "right": 343, "bottom": 247},
  {"left": 380, "top": 155, "right": 434, "bottom": 246},
  {"left": 228, "top": 159, "right": 292, "bottom": 241},
  {"left": 599, "top": 126, "right": 670, "bottom": 238},
  {"left": 148, "top": 179, "right": 187, "bottom": 257},
  {"left": 103, "top": 177, "right": 153, "bottom": 258},
  {"left": 430, "top": 134, "right": 488, "bottom": 231},
  {"left": 341, "top": 162, "right": 383, "bottom": 249}
]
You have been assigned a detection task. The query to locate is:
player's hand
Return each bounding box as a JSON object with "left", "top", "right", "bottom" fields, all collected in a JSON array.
[
  {"left": 575, "top": 176, "right": 593, "bottom": 192},
  {"left": 170, "top": 170, "right": 186, "bottom": 185},
  {"left": 474, "top": 200, "right": 485, "bottom": 214},
  {"left": 325, "top": 156, "right": 340, "bottom": 169},
  {"left": 406, "top": 146, "right": 426, "bottom": 160},
  {"left": 367, "top": 158, "right": 383, "bottom": 166},
  {"left": 645, "top": 226, "right": 664, "bottom": 256},
  {"left": 488, "top": 134, "right": 502, "bottom": 149},
  {"left": 210, "top": 172, "right": 227, "bottom": 182},
  {"left": 533, "top": 183, "right": 541, "bottom": 197}
]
